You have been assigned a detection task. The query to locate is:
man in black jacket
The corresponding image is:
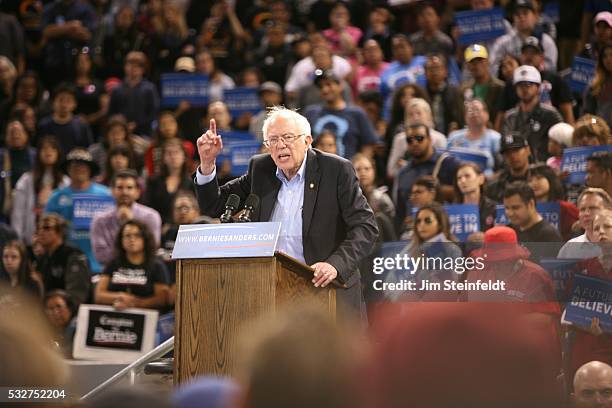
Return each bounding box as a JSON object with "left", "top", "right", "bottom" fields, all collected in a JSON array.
[
  {"left": 194, "top": 107, "right": 379, "bottom": 319},
  {"left": 36, "top": 213, "right": 91, "bottom": 305}
]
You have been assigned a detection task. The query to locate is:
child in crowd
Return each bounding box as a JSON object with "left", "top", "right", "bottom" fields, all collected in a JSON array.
[{"left": 546, "top": 122, "right": 574, "bottom": 171}]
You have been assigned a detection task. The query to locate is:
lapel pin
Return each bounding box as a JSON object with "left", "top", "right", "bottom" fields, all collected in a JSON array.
[{"left": 309, "top": 183, "right": 314, "bottom": 189}]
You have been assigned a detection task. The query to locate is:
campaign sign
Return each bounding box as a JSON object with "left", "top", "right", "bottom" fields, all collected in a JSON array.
[
  {"left": 495, "top": 202, "right": 561, "bottom": 230},
  {"left": 565, "top": 274, "right": 612, "bottom": 333},
  {"left": 73, "top": 305, "right": 158, "bottom": 363},
  {"left": 72, "top": 194, "right": 115, "bottom": 230},
  {"left": 160, "top": 73, "right": 209, "bottom": 107},
  {"left": 223, "top": 87, "right": 263, "bottom": 117},
  {"left": 172, "top": 222, "right": 281, "bottom": 259},
  {"left": 543, "top": 1, "right": 560, "bottom": 23},
  {"left": 156, "top": 312, "right": 175, "bottom": 346},
  {"left": 568, "top": 57, "right": 596, "bottom": 94},
  {"left": 455, "top": 8, "right": 506, "bottom": 45},
  {"left": 540, "top": 258, "right": 582, "bottom": 301},
  {"left": 217, "top": 131, "right": 261, "bottom": 176},
  {"left": 229, "top": 141, "right": 262, "bottom": 175},
  {"left": 443, "top": 204, "right": 480, "bottom": 241},
  {"left": 561, "top": 145, "right": 612, "bottom": 184},
  {"left": 446, "top": 147, "right": 488, "bottom": 172}
]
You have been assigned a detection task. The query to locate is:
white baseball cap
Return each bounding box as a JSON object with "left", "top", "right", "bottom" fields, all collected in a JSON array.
[{"left": 513, "top": 65, "right": 541, "bottom": 85}]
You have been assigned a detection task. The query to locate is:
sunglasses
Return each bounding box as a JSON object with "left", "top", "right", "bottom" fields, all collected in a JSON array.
[
  {"left": 406, "top": 135, "right": 426, "bottom": 144},
  {"left": 416, "top": 216, "right": 435, "bottom": 225}
]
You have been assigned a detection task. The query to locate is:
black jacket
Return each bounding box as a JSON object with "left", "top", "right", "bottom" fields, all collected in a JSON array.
[{"left": 195, "top": 148, "right": 379, "bottom": 318}]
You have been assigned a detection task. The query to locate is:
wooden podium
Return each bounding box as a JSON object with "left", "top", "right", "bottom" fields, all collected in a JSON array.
[{"left": 173, "top": 251, "right": 337, "bottom": 383}]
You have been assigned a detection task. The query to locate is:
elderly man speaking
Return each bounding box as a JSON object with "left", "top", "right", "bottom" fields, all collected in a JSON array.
[{"left": 194, "top": 107, "right": 379, "bottom": 319}]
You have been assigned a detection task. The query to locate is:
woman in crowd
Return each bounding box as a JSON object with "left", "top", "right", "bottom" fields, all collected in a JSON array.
[
  {"left": 9, "top": 104, "right": 37, "bottom": 140},
  {"left": 73, "top": 49, "right": 108, "bottom": 139},
  {"left": 144, "top": 110, "right": 194, "bottom": 177},
  {"left": 385, "top": 204, "right": 461, "bottom": 301},
  {"left": 315, "top": 130, "right": 338, "bottom": 155},
  {"left": 572, "top": 114, "right": 611, "bottom": 146},
  {"left": 6, "top": 71, "right": 46, "bottom": 118},
  {"left": 148, "top": 0, "right": 195, "bottom": 80},
  {"left": 89, "top": 114, "right": 144, "bottom": 178},
  {"left": 352, "top": 153, "right": 395, "bottom": 242},
  {"left": 12, "top": 136, "right": 68, "bottom": 244},
  {"left": 387, "top": 97, "right": 446, "bottom": 179},
  {"left": 323, "top": 2, "right": 362, "bottom": 62},
  {"left": 454, "top": 162, "right": 497, "bottom": 235},
  {"left": 143, "top": 138, "right": 194, "bottom": 226},
  {"left": 101, "top": 144, "right": 140, "bottom": 187},
  {"left": 0, "top": 239, "right": 43, "bottom": 298},
  {"left": 44, "top": 289, "right": 77, "bottom": 357},
  {"left": 1, "top": 119, "right": 35, "bottom": 222},
  {"left": 583, "top": 42, "right": 612, "bottom": 124},
  {"left": 385, "top": 84, "right": 429, "bottom": 155},
  {"left": 527, "top": 163, "right": 579, "bottom": 241},
  {"left": 94, "top": 220, "right": 169, "bottom": 311}
]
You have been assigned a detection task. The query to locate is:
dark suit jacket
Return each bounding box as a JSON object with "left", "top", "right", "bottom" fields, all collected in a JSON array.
[{"left": 195, "top": 148, "right": 379, "bottom": 317}]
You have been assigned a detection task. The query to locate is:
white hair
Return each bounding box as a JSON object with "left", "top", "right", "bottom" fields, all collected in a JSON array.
[
  {"left": 405, "top": 97, "right": 434, "bottom": 128},
  {"left": 262, "top": 106, "right": 311, "bottom": 141}
]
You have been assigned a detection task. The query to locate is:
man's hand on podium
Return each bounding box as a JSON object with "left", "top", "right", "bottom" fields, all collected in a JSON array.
[{"left": 311, "top": 262, "right": 338, "bottom": 288}]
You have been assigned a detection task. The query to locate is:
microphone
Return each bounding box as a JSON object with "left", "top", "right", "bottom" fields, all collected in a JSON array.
[
  {"left": 238, "top": 194, "right": 260, "bottom": 223},
  {"left": 220, "top": 194, "right": 240, "bottom": 223}
]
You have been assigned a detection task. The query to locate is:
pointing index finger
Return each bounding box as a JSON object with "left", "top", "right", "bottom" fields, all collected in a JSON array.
[{"left": 210, "top": 118, "right": 217, "bottom": 136}]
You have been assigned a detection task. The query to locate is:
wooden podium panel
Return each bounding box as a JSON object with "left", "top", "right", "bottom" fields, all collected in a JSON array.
[{"left": 174, "top": 254, "right": 336, "bottom": 383}]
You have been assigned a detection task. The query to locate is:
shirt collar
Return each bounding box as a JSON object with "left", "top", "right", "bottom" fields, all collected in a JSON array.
[{"left": 275, "top": 150, "right": 308, "bottom": 183}]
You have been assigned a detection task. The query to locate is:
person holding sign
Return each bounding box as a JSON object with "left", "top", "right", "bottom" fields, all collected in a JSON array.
[
  {"left": 453, "top": 162, "right": 497, "bottom": 236},
  {"left": 527, "top": 163, "right": 578, "bottom": 240},
  {"left": 194, "top": 108, "right": 379, "bottom": 319},
  {"left": 583, "top": 43, "right": 612, "bottom": 125},
  {"left": 94, "top": 220, "right": 170, "bottom": 311},
  {"left": 565, "top": 210, "right": 612, "bottom": 375}
]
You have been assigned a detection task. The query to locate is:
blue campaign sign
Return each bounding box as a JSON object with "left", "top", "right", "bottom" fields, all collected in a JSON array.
[
  {"left": 565, "top": 274, "right": 612, "bottom": 333},
  {"left": 447, "top": 147, "right": 488, "bottom": 172},
  {"left": 172, "top": 222, "right": 281, "bottom": 259},
  {"left": 216, "top": 131, "right": 259, "bottom": 176},
  {"left": 569, "top": 57, "right": 596, "bottom": 93},
  {"left": 455, "top": 7, "right": 506, "bottom": 45},
  {"left": 443, "top": 204, "right": 480, "bottom": 241},
  {"left": 160, "top": 73, "right": 209, "bottom": 107},
  {"left": 543, "top": 1, "right": 559, "bottom": 23},
  {"left": 72, "top": 194, "right": 116, "bottom": 230},
  {"left": 223, "top": 87, "right": 263, "bottom": 117},
  {"left": 495, "top": 202, "right": 561, "bottom": 230},
  {"left": 561, "top": 145, "right": 612, "bottom": 184},
  {"left": 536, "top": 202, "right": 561, "bottom": 230},
  {"left": 540, "top": 258, "right": 582, "bottom": 301},
  {"left": 229, "top": 141, "right": 262, "bottom": 176}
]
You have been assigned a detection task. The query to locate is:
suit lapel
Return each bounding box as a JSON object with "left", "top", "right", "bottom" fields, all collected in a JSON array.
[
  {"left": 259, "top": 158, "right": 281, "bottom": 221},
  {"left": 302, "top": 149, "right": 320, "bottom": 237}
]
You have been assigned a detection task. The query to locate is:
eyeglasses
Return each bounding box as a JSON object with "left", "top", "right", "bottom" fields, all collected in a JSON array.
[
  {"left": 416, "top": 216, "right": 435, "bottom": 225},
  {"left": 406, "top": 135, "right": 426, "bottom": 144},
  {"left": 263, "top": 133, "right": 304, "bottom": 148}
]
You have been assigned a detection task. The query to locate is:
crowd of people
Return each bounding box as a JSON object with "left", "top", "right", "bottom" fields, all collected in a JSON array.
[{"left": 1, "top": 0, "right": 612, "bottom": 405}]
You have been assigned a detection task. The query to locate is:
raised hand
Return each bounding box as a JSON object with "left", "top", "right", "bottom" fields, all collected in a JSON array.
[{"left": 197, "top": 118, "right": 223, "bottom": 175}]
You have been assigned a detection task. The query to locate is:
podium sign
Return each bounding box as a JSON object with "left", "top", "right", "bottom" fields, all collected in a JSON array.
[{"left": 171, "top": 222, "right": 281, "bottom": 259}]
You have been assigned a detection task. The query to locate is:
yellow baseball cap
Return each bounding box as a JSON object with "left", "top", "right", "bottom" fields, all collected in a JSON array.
[{"left": 464, "top": 44, "right": 488, "bottom": 62}]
